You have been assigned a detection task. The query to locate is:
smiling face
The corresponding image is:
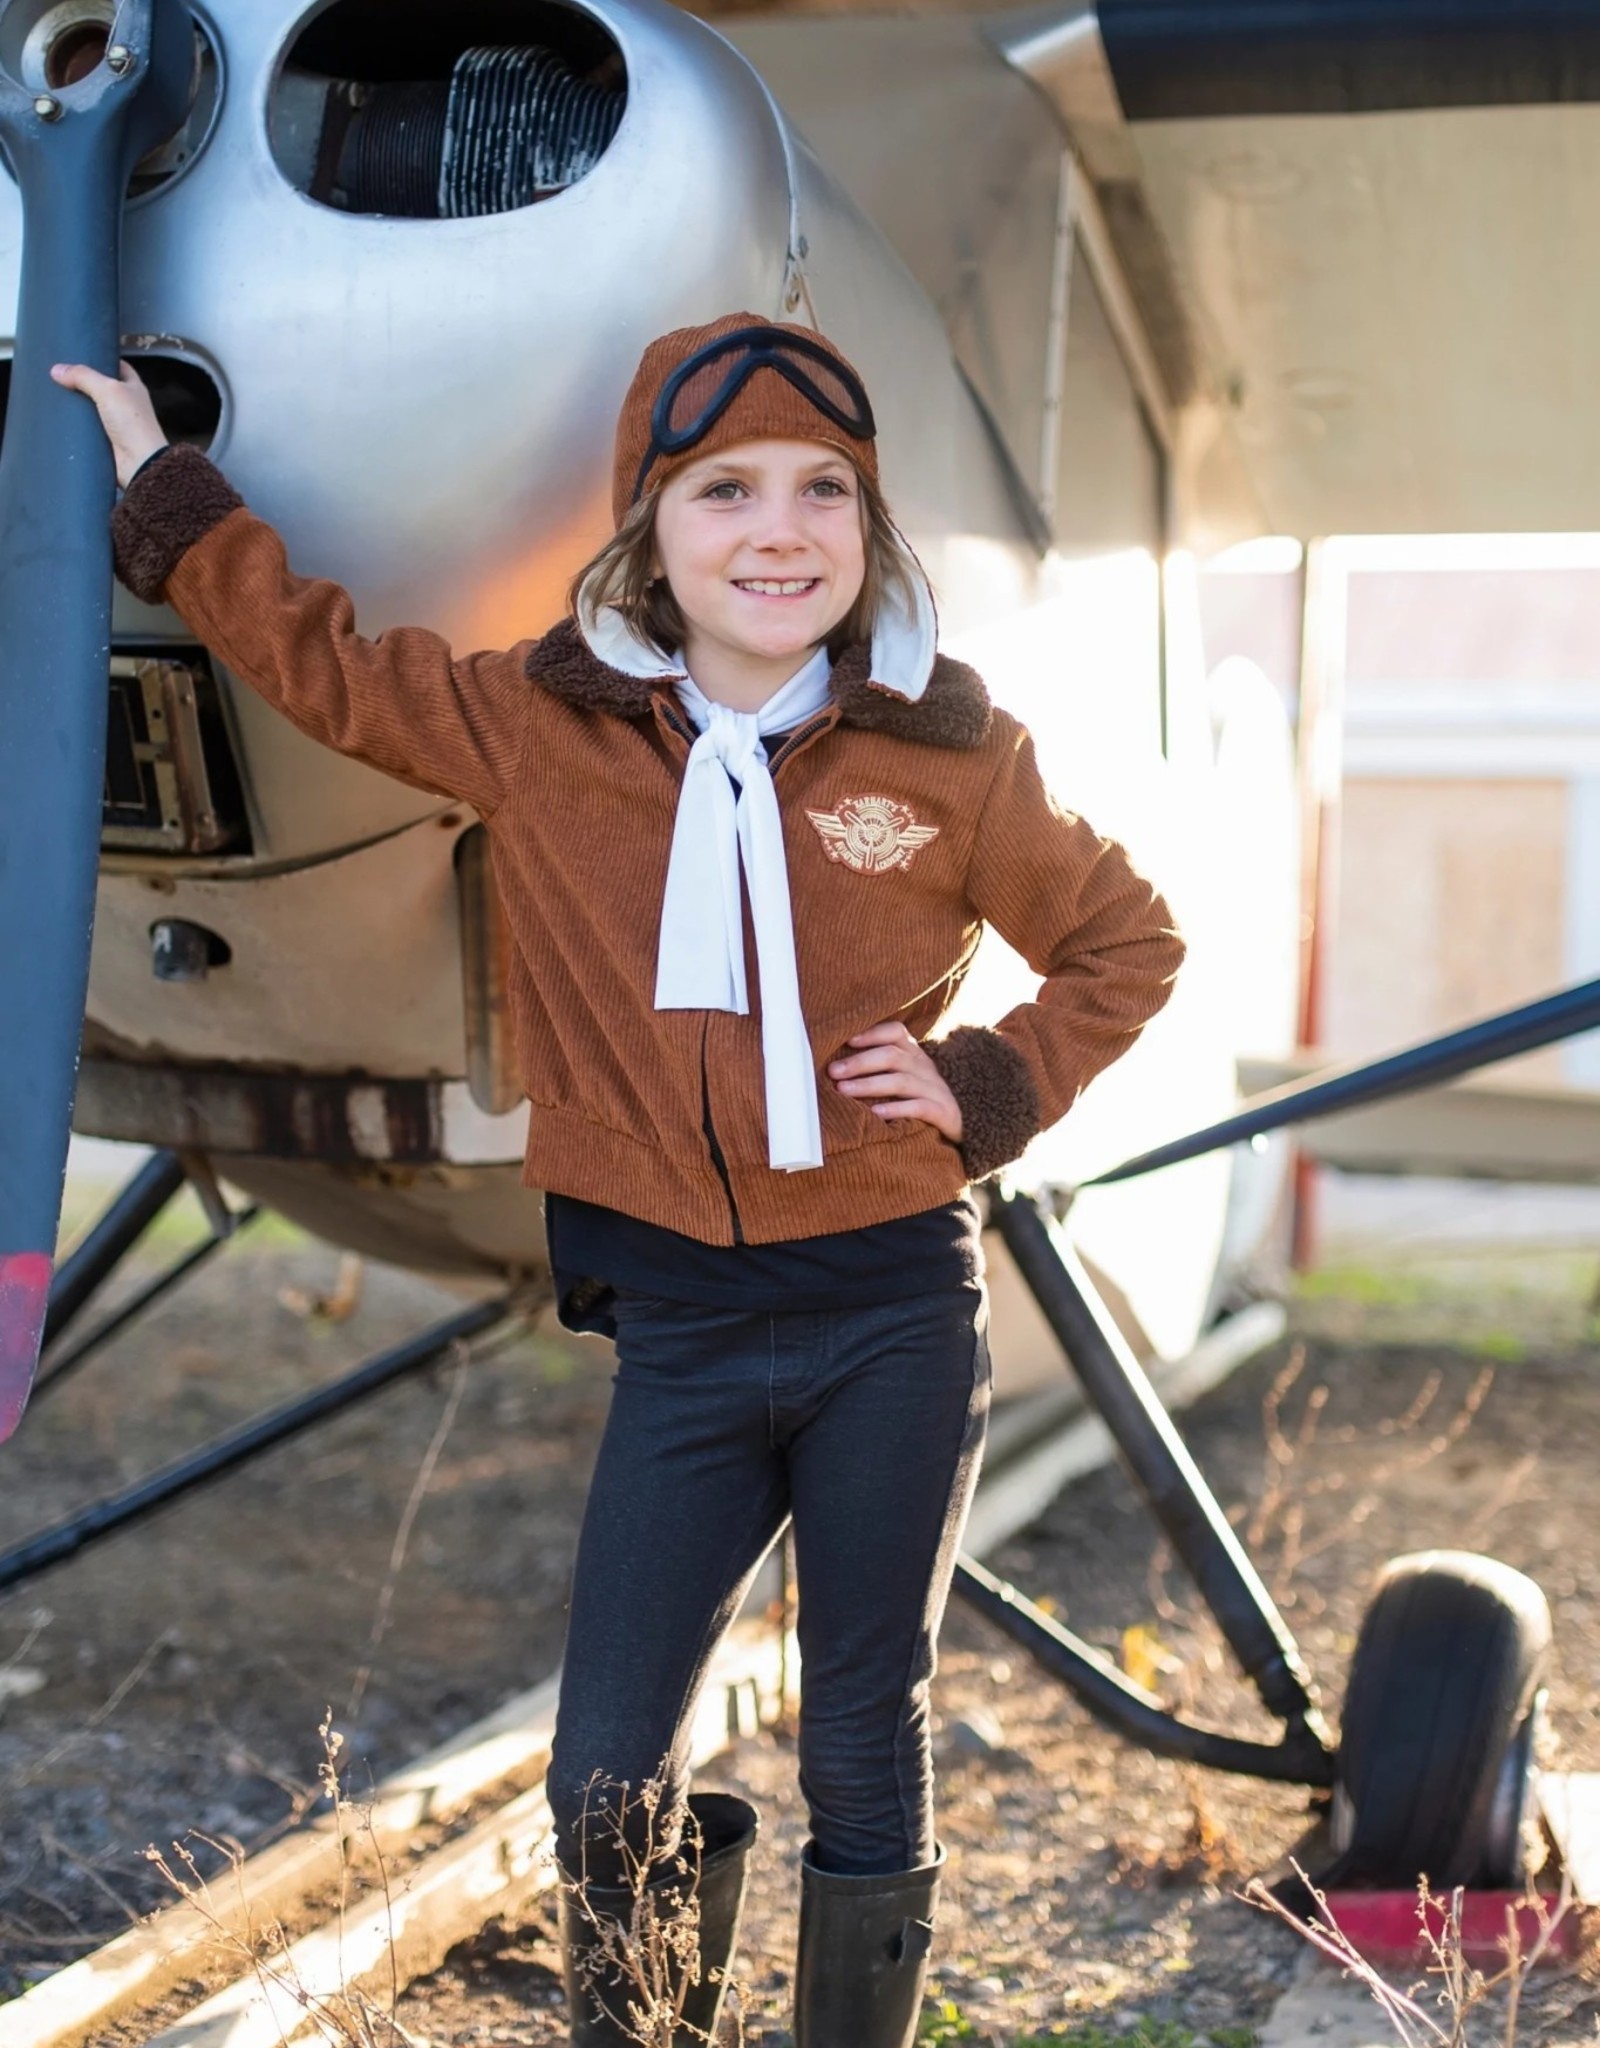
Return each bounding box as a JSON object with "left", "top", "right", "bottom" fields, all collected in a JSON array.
[{"left": 651, "top": 437, "right": 868, "bottom": 709}]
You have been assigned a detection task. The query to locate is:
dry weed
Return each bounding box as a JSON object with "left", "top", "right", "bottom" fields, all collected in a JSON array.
[
  {"left": 1115, "top": 1342, "right": 1509, "bottom": 1894},
  {"left": 346, "top": 1355, "right": 470, "bottom": 1720},
  {"left": 1245, "top": 1347, "right": 1494, "bottom": 1591},
  {"left": 1242, "top": 1860, "right": 1594, "bottom": 2048},
  {"left": 557, "top": 1768, "right": 747, "bottom": 2047},
  {"left": 147, "top": 1730, "right": 749, "bottom": 2047},
  {"left": 146, "top": 1712, "right": 419, "bottom": 2046}
]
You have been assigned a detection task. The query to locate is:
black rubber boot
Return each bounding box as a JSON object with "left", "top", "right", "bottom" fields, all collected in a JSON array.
[
  {"left": 557, "top": 1790, "right": 759, "bottom": 2045},
  {"left": 793, "top": 1840, "right": 946, "bottom": 2048}
]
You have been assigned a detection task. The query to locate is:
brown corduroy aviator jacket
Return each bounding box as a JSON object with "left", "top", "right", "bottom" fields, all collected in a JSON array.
[{"left": 112, "top": 445, "right": 1186, "bottom": 1247}]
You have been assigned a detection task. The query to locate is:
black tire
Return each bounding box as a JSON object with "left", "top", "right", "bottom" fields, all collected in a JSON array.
[{"left": 1329, "top": 1550, "right": 1550, "bottom": 1890}]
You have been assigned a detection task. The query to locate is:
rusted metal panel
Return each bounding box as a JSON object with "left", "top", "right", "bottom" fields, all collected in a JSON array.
[{"left": 74, "top": 1058, "right": 443, "bottom": 1164}]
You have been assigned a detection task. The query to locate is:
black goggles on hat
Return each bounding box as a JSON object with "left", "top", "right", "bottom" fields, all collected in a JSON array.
[{"left": 631, "top": 325, "right": 877, "bottom": 504}]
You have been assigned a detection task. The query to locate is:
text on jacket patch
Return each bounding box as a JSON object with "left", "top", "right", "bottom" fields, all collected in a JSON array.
[{"left": 805, "top": 795, "right": 941, "bottom": 875}]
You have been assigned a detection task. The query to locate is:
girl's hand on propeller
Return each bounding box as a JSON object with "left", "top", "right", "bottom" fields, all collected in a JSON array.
[
  {"left": 49, "top": 360, "right": 168, "bottom": 489},
  {"left": 829, "top": 1021, "right": 963, "bottom": 1144}
]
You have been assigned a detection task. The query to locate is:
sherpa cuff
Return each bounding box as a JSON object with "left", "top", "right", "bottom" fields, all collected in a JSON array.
[
  {"left": 112, "top": 442, "right": 244, "bottom": 602},
  {"left": 925, "top": 1026, "right": 1042, "bottom": 1183}
]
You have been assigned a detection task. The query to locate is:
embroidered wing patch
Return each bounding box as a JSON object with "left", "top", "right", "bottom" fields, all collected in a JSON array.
[{"left": 805, "top": 794, "right": 940, "bottom": 875}]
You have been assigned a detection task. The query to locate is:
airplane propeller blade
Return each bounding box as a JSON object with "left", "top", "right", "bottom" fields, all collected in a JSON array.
[{"left": 0, "top": 0, "right": 194, "bottom": 1441}]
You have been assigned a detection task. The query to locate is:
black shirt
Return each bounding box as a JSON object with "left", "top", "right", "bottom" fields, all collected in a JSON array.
[{"left": 546, "top": 1191, "right": 984, "bottom": 1336}]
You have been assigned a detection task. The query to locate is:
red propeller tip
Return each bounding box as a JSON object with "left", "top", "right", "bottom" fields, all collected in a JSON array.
[{"left": 0, "top": 1253, "right": 52, "bottom": 1442}]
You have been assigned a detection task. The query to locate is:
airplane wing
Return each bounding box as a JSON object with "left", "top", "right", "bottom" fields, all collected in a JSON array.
[{"left": 711, "top": 0, "right": 1600, "bottom": 543}]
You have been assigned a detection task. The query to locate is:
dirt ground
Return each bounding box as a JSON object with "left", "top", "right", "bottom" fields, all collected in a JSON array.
[{"left": 5, "top": 1202, "right": 1600, "bottom": 2043}]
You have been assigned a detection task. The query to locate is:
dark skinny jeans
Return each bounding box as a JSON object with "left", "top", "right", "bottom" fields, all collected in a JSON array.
[{"left": 546, "top": 1282, "right": 991, "bottom": 1881}]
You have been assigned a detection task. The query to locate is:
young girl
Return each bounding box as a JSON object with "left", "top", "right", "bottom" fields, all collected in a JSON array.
[{"left": 56, "top": 314, "right": 1184, "bottom": 2047}]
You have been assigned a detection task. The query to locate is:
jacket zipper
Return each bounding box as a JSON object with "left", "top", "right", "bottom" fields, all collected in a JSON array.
[
  {"left": 766, "top": 714, "right": 832, "bottom": 772},
  {"left": 701, "top": 1022, "right": 745, "bottom": 1244}
]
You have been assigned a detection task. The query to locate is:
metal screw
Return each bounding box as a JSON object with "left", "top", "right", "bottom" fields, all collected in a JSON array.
[
  {"left": 33, "top": 92, "right": 61, "bottom": 120},
  {"left": 106, "top": 43, "right": 133, "bottom": 73}
]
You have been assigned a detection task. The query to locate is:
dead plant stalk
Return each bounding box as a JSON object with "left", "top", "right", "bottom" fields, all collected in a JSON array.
[
  {"left": 1243, "top": 1861, "right": 1574, "bottom": 2048},
  {"left": 145, "top": 1712, "right": 420, "bottom": 2047},
  {"left": 560, "top": 1770, "right": 748, "bottom": 2048}
]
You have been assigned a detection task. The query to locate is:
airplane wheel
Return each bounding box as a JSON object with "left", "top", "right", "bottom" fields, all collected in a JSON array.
[{"left": 1329, "top": 1551, "right": 1550, "bottom": 1889}]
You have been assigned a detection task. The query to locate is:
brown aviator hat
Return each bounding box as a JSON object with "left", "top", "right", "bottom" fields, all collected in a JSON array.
[{"left": 611, "top": 311, "right": 881, "bottom": 528}]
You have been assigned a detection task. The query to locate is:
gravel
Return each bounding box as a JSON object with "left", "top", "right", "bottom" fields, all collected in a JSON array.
[{"left": 6, "top": 1228, "right": 1600, "bottom": 2044}]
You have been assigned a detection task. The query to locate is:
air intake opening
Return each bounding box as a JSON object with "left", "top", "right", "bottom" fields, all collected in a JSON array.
[
  {"left": 0, "top": 352, "right": 221, "bottom": 459},
  {"left": 271, "top": 0, "right": 625, "bottom": 218}
]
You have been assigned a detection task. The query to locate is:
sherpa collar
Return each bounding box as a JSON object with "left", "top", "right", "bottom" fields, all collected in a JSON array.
[{"left": 523, "top": 619, "right": 993, "bottom": 751}]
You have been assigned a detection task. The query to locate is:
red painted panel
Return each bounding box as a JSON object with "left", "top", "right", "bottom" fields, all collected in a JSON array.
[
  {"left": 1324, "top": 1889, "right": 1576, "bottom": 1969},
  {"left": 0, "top": 1252, "right": 52, "bottom": 1442}
]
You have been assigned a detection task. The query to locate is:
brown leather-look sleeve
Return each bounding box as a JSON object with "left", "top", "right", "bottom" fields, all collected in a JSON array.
[
  {"left": 930, "top": 712, "right": 1186, "bottom": 1177},
  {"left": 111, "top": 447, "right": 534, "bottom": 818}
]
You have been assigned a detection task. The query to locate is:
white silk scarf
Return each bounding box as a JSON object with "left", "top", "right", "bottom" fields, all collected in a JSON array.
[{"left": 654, "top": 649, "right": 833, "bottom": 1173}]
